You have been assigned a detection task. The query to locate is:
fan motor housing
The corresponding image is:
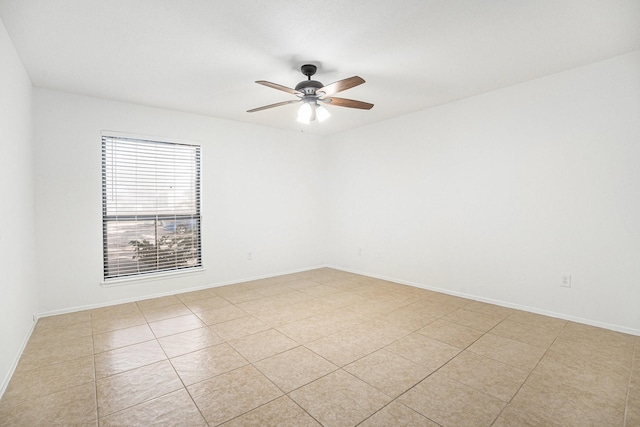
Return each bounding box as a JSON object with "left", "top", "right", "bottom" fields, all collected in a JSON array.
[{"left": 295, "top": 80, "right": 324, "bottom": 95}]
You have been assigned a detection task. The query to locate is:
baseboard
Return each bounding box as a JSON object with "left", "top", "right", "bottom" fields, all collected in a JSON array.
[
  {"left": 0, "top": 314, "right": 38, "bottom": 398},
  {"left": 327, "top": 264, "right": 640, "bottom": 337},
  {"left": 37, "top": 264, "right": 327, "bottom": 319},
  {"left": 33, "top": 262, "right": 640, "bottom": 335}
]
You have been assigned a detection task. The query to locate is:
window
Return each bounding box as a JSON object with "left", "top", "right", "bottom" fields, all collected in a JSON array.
[{"left": 102, "top": 135, "right": 201, "bottom": 280}]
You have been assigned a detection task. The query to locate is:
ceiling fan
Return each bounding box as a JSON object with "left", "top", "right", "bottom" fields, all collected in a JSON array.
[{"left": 247, "top": 64, "right": 373, "bottom": 124}]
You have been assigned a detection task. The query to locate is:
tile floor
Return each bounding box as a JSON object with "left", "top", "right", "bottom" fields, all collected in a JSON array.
[{"left": 0, "top": 268, "right": 638, "bottom": 426}]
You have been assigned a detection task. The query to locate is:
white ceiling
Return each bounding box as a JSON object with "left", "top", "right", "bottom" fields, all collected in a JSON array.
[{"left": 1, "top": 0, "right": 639, "bottom": 136}]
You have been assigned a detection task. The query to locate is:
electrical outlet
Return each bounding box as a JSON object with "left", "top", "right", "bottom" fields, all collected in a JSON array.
[
  {"left": 561, "top": 274, "right": 571, "bottom": 288},
  {"left": 247, "top": 252, "right": 253, "bottom": 261},
  {"left": 32, "top": 313, "right": 37, "bottom": 322},
  {"left": 358, "top": 248, "right": 362, "bottom": 256}
]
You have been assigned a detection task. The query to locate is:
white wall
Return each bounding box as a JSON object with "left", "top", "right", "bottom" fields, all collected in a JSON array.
[
  {"left": 0, "top": 18, "right": 38, "bottom": 393},
  {"left": 33, "top": 89, "right": 327, "bottom": 314},
  {"left": 327, "top": 51, "right": 640, "bottom": 334}
]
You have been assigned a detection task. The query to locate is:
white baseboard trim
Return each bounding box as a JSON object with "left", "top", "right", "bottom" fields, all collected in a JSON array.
[
  {"left": 37, "top": 265, "right": 327, "bottom": 319},
  {"left": 327, "top": 264, "right": 640, "bottom": 337},
  {"left": 31, "top": 262, "right": 640, "bottom": 337},
  {"left": 0, "top": 315, "right": 38, "bottom": 399}
]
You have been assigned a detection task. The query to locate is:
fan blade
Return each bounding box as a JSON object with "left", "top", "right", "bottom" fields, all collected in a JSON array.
[
  {"left": 323, "top": 97, "right": 373, "bottom": 110},
  {"left": 255, "top": 80, "right": 301, "bottom": 95},
  {"left": 247, "top": 99, "right": 301, "bottom": 113},
  {"left": 316, "top": 76, "right": 365, "bottom": 96}
]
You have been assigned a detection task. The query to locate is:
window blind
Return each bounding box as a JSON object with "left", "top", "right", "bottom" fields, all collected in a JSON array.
[{"left": 102, "top": 135, "right": 201, "bottom": 280}]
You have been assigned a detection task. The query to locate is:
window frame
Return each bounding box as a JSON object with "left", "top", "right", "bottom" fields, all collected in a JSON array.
[{"left": 101, "top": 133, "right": 202, "bottom": 283}]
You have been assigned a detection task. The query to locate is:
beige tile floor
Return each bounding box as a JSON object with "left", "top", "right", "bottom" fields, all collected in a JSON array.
[{"left": 1, "top": 268, "right": 638, "bottom": 426}]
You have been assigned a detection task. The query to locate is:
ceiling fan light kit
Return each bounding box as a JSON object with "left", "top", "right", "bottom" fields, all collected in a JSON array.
[
  {"left": 297, "top": 102, "right": 314, "bottom": 124},
  {"left": 248, "top": 64, "right": 373, "bottom": 124}
]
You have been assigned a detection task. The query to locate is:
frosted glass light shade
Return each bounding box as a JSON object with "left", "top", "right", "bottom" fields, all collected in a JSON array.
[
  {"left": 316, "top": 105, "right": 330, "bottom": 122},
  {"left": 297, "top": 103, "right": 312, "bottom": 124}
]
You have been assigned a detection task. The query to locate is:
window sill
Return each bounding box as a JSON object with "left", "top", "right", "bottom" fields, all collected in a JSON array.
[{"left": 100, "top": 267, "right": 206, "bottom": 287}]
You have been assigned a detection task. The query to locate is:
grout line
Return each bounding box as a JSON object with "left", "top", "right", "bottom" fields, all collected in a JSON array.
[
  {"left": 623, "top": 338, "right": 638, "bottom": 427},
  {"left": 91, "top": 315, "right": 99, "bottom": 423},
  {"left": 487, "top": 320, "right": 571, "bottom": 426},
  {"left": 166, "top": 348, "right": 210, "bottom": 426}
]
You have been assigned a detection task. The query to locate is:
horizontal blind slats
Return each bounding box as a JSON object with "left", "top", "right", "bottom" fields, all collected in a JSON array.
[{"left": 102, "top": 135, "right": 202, "bottom": 280}]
